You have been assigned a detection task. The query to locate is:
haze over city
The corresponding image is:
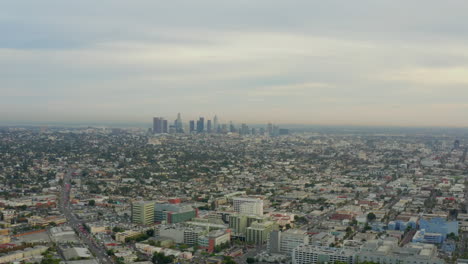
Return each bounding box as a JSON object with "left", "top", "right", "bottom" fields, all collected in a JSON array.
[{"left": 2, "top": 1, "right": 468, "bottom": 127}]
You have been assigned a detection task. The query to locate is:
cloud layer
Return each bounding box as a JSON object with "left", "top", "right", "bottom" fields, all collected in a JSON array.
[{"left": 1, "top": 1, "right": 468, "bottom": 126}]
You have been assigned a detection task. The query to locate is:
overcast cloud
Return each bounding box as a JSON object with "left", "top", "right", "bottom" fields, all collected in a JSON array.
[{"left": 1, "top": 0, "right": 468, "bottom": 126}]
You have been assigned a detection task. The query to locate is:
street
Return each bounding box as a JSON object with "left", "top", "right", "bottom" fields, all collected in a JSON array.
[{"left": 59, "top": 170, "right": 114, "bottom": 264}]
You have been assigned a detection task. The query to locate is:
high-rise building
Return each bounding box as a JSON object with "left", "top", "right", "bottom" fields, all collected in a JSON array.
[
  {"left": 207, "top": 120, "right": 212, "bottom": 133},
  {"left": 267, "top": 123, "right": 273, "bottom": 136},
  {"left": 269, "top": 229, "right": 309, "bottom": 256},
  {"left": 175, "top": 113, "right": 183, "bottom": 133},
  {"left": 241, "top": 123, "right": 249, "bottom": 135},
  {"left": 221, "top": 124, "right": 228, "bottom": 134},
  {"left": 213, "top": 115, "right": 219, "bottom": 133},
  {"left": 197, "top": 117, "right": 205, "bottom": 133},
  {"left": 229, "top": 121, "right": 236, "bottom": 133},
  {"left": 154, "top": 203, "right": 197, "bottom": 224},
  {"left": 153, "top": 117, "right": 168, "bottom": 134},
  {"left": 153, "top": 117, "right": 162, "bottom": 134},
  {"left": 189, "top": 120, "right": 195, "bottom": 133},
  {"left": 162, "top": 120, "right": 168, "bottom": 133},
  {"left": 246, "top": 221, "right": 275, "bottom": 245},
  {"left": 132, "top": 201, "right": 155, "bottom": 225}
]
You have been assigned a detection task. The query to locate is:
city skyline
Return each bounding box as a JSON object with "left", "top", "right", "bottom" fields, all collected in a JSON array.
[
  {"left": 2, "top": 1, "right": 468, "bottom": 127},
  {"left": 151, "top": 113, "right": 288, "bottom": 136}
]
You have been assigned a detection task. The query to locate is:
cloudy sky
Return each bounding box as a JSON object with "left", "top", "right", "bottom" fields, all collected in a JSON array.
[{"left": 1, "top": 1, "right": 468, "bottom": 127}]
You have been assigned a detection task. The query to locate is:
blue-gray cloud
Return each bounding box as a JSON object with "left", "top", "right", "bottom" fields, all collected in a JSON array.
[{"left": 1, "top": 0, "right": 468, "bottom": 126}]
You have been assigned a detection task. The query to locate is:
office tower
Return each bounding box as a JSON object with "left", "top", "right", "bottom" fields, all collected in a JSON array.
[
  {"left": 132, "top": 201, "right": 155, "bottom": 225},
  {"left": 213, "top": 115, "right": 219, "bottom": 133},
  {"left": 197, "top": 117, "right": 205, "bottom": 133},
  {"left": 207, "top": 120, "right": 212, "bottom": 133},
  {"left": 272, "top": 125, "right": 280, "bottom": 137},
  {"left": 153, "top": 117, "right": 168, "bottom": 134},
  {"left": 251, "top": 128, "right": 256, "bottom": 135},
  {"left": 154, "top": 203, "right": 197, "bottom": 224},
  {"left": 229, "top": 121, "right": 236, "bottom": 133},
  {"left": 189, "top": 120, "right": 195, "bottom": 133},
  {"left": 267, "top": 123, "right": 273, "bottom": 136},
  {"left": 162, "top": 120, "right": 168, "bottom": 133},
  {"left": 221, "top": 124, "right": 227, "bottom": 133},
  {"left": 175, "top": 113, "right": 183, "bottom": 133},
  {"left": 268, "top": 229, "right": 309, "bottom": 256},
  {"left": 246, "top": 221, "right": 275, "bottom": 245},
  {"left": 241, "top": 123, "right": 249, "bottom": 135},
  {"left": 153, "top": 117, "right": 162, "bottom": 134}
]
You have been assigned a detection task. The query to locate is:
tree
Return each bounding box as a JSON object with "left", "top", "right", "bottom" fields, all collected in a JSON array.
[
  {"left": 367, "top": 213, "right": 376, "bottom": 222},
  {"left": 152, "top": 252, "right": 174, "bottom": 264},
  {"left": 223, "top": 256, "right": 236, "bottom": 264},
  {"left": 112, "top": 226, "right": 125, "bottom": 233},
  {"left": 146, "top": 229, "right": 155, "bottom": 237},
  {"left": 88, "top": 200, "right": 96, "bottom": 206},
  {"left": 246, "top": 257, "right": 256, "bottom": 264}
]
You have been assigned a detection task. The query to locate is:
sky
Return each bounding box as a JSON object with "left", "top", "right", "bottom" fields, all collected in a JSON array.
[{"left": 1, "top": 1, "right": 468, "bottom": 127}]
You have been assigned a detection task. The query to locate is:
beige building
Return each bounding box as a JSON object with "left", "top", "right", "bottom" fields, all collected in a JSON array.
[
  {"left": 116, "top": 230, "right": 142, "bottom": 243},
  {"left": 132, "top": 201, "right": 155, "bottom": 225},
  {"left": 246, "top": 221, "right": 276, "bottom": 245}
]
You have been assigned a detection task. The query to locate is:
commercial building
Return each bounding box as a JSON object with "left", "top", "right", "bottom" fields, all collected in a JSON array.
[
  {"left": 232, "top": 197, "right": 263, "bottom": 216},
  {"left": 269, "top": 229, "right": 309, "bottom": 256},
  {"left": 198, "top": 229, "right": 231, "bottom": 253},
  {"left": 412, "top": 230, "right": 444, "bottom": 244},
  {"left": 0, "top": 245, "right": 48, "bottom": 263},
  {"left": 357, "top": 240, "right": 444, "bottom": 264},
  {"left": 228, "top": 214, "right": 267, "bottom": 237},
  {"left": 116, "top": 230, "right": 142, "bottom": 243},
  {"left": 197, "top": 117, "right": 205, "bottom": 133},
  {"left": 292, "top": 245, "right": 356, "bottom": 264},
  {"left": 246, "top": 221, "right": 275, "bottom": 245},
  {"left": 132, "top": 201, "right": 155, "bottom": 225},
  {"left": 419, "top": 217, "right": 459, "bottom": 238},
  {"left": 154, "top": 203, "right": 197, "bottom": 224}
]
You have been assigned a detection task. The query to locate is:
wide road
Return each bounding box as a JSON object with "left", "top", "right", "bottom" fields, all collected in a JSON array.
[{"left": 60, "top": 170, "right": 114, "bottom": 264}]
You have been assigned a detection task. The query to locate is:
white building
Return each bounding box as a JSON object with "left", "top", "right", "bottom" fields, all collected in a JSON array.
[
  {"left": 269, "top": 229, "right": 309, "bottom": 256},
  {"left": 233, "top": 197, "right": 263, "bottom": 216},
  {"left": 292, "top": 245, "right": 356, "bottom": 264},
  {"left": 357, "top": 240, "right": 444, "bottom": 264}
]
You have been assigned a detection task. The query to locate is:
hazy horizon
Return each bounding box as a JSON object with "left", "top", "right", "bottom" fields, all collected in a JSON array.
[{"left": 2, "top": 1, "right": 468, "bottom": 127}]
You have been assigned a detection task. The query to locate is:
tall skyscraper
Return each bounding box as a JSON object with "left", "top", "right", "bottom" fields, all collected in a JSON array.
[
  {"left": 267, "top": 123, "right": 273, "bottom": 136},
  {"left": 153, "top": 117, "right": 162, "bottom": 134},
  {"left": 153, "top": 117, "right": 168, "bottom": 134},
  {"left": 207, "top": 120, "right": 212, "bottom": 133},
  {"left": 197, "top": 117, "right": 205, "bottom": 133},
  {"left": 174, "top": 113, "right": 183, "bottom": 133},
  {"left": 229, "top": 121, "right": 236, "bottom": 133},
  {"left": 213, "top": 115, "right": 219, "bottom": 133},
  {"left": 189, "top": 120, "right": 195, "bottom": 133},
  {"left": 241, "top": 123, "right": 249, "bottom": 135},
  {"left": 162, "top": 120, "right": 168, "bottom": 133}
]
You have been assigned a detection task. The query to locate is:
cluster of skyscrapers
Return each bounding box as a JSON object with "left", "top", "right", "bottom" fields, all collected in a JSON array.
[{"left": 152, "top": 113, "right": 289, "bottom": 136}]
